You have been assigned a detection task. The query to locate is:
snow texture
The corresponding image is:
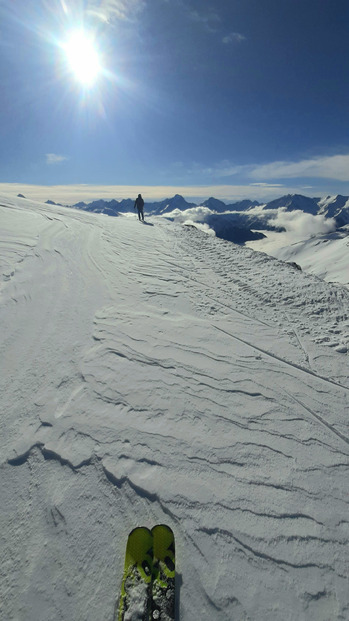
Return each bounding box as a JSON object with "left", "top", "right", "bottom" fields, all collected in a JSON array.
[{"left": 1, "top": 194, "right": 348, "bottom": 621}]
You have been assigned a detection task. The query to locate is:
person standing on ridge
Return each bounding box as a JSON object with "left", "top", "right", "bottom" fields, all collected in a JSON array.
[{"left": 134, "top": 193, "right": 145, "bottom": 221}]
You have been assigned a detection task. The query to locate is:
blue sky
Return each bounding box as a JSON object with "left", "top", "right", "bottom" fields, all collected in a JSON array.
[{"left": 0, "top": 0, "right": 348, "bottom": 203}]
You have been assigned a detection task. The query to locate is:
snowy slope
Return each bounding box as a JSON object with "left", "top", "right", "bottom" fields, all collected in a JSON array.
[
  {"left": 1, "top": 194, "right": 348, "bottom": 621},
  {"left": 247, "top": 226, "right": 349, "bottom": 288},
  {"left": 273, "top": 227, "right": 349, "bottom": 287},
  {"left": 317, "top": 195, "right": 349, "bottom": 226}
]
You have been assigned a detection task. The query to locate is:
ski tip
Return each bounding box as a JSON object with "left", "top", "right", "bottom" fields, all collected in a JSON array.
[
  {"left": 151, "top": 524, "right": 174, "bottom": 535},
  {"left": 125, "top": 527, "right": 154, "bottom": 565},
  {"left": 128, "top": 526, "right": 153, "bottom": 537},
  {"left": 126, "top": 525, "right": 174, "bottom": 539}
]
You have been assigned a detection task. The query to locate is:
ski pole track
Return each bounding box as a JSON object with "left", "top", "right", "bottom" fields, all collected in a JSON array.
[
  {"left": 282, "top": 388, "right": 349, "bottom": 446},
  {"left": 214, "top": 324, "right": 349, "bottom": 391}
]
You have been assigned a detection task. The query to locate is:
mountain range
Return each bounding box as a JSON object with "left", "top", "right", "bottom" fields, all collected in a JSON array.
[
  {"left": 54, "top": 193, "right": 349, "bottom": 227},
  {"left": 67, "top": 194, "right": 262, "bottom": 215},
  {"left": 39, "top": 193, "right": 349, "bottom": 247}
]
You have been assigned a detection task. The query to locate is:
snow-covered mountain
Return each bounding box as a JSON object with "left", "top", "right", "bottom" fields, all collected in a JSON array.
[
  {"left": 72, "top": 194, "right": 197, "bottom": 216},
  {"left": 264, "top": 193, "right": 319, "bottom": 214},
  {"left": 272, "top": 225, "right": 349, "bottom": 287},
  {"left": 74, "top": 197, "right": 134, "bottom": 215},
  {"left": 70, "top": 192, "right": 349, "bottom": 223},
  {"left": 70, "top": 194, "right": 263, "bottom": 217},
  {"left": 1, "top": 193, "right": 348, "bottom": 621},
  {"left": 202, "top": 196, "right": 228, "bottom": 212},
  {"left": 201, "top": 197, "right": 260, "bottom": 212},
  {"left": 148, "top": 194, "right": 197, "bottom": 214},
  {"left": 229, "top": 198, "right": 260, "bottom": 211},
  {"left": 317, "top": 194, "right": 349, "bottom": 226}
]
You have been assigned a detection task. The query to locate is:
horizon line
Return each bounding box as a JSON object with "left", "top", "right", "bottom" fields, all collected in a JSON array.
[{"left": 0, "top": 182, "right": 338, "bottom": 206}]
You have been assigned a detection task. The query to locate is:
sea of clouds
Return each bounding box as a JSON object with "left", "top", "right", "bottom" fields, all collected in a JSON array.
[{"left": 166, "top": 204, "right": 337, "bottom": 249}]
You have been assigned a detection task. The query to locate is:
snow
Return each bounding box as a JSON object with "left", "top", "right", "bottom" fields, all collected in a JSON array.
[
  {"left": 1, "top": 194, "right": 348, "bottom": 621},
  {"left": 247, "top": 226, "right": 349, "bottom": 289},
  {"left": 317, "top": 195, "right": 349, "bottom": 222}
]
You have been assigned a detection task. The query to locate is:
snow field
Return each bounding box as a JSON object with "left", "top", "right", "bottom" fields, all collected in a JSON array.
[{"left": 0, "top": 195, "right": 348, "bottom": 621}]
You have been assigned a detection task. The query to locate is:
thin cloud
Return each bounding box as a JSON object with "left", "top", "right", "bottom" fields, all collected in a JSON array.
[
  {"left": 212, "top": 163, "right": 246, "bottom": 177},
  {"left": 250, "top": 154, "right": 349, "bottom": 182},
  {"left": 222, "top": 32, "right": 246, "bottom": 44},
  {"left": 166, "top": 1, "right": 221, "bottom": 33},
  {"left": 86, "top": 0, "right": 145, "bottom": 23},
  {"left": 188, "top": 8, "right": 221, "bottom": 32},
  {"left": 46, "top": 153, "right": 68, "bottom": 165},
  {"left": 184, "top": 160, "right": 246, "bottom": 179},
  {"left": 196, "top": 153, "right": 349, "bottom": 184},
  {"left": 250, "top": 183, "right": 284, "bottom": 188}
]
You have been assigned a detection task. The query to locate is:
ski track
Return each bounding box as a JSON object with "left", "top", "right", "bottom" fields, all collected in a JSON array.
[{"left": 1, "top": 198, "right": 348, "bottom": 621}]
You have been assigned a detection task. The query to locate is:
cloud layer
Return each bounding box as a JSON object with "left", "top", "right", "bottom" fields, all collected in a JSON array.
[
  {"left": 250, "top": 154, "right": 349, "bottom": 182},
  {"left": 162, "top": 204, "right": 337, "bottom": 248},
  {"left": 0, "top": 182, "right": 310, "bottom": 204}
]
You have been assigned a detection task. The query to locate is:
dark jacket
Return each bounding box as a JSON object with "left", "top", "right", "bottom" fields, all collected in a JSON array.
[{"left": 134, "top": 196, "right": 144, "bottom": 210}]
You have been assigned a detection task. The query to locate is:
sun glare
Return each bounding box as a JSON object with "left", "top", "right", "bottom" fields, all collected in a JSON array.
[{"left": 63, "top": 30, "right": 101, "bottom": 87}]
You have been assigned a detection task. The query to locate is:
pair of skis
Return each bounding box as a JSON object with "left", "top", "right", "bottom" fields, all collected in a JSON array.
[{"left": 117, "top": 524, "right": 175, "bottom": 621}]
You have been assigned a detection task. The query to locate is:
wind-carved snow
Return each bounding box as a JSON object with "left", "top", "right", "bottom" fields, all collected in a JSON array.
[{"left": 0, "top": 195, "right": 348, "bottom": 621}]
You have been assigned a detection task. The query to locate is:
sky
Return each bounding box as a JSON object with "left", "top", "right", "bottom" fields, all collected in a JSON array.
[{"left": 0, "top": 0, "right": 349, "bottom": 204}]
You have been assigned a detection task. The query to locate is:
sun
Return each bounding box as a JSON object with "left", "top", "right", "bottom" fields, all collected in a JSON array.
[{"left": 63, "top": 30, "right": 102, "bottom": 87}]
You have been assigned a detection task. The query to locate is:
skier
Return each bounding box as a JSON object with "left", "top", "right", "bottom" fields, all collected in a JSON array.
[{"left": 134, "top": 193, "right": 145, "bottom": 221}]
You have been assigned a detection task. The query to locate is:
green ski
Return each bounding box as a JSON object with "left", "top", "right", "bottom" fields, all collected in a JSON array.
[
  {"left": 118, "top": 527, "right": 154, "bottom": 621},
  {"left": 151, "top": 525, "right": 176, "bottom": 621}
]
